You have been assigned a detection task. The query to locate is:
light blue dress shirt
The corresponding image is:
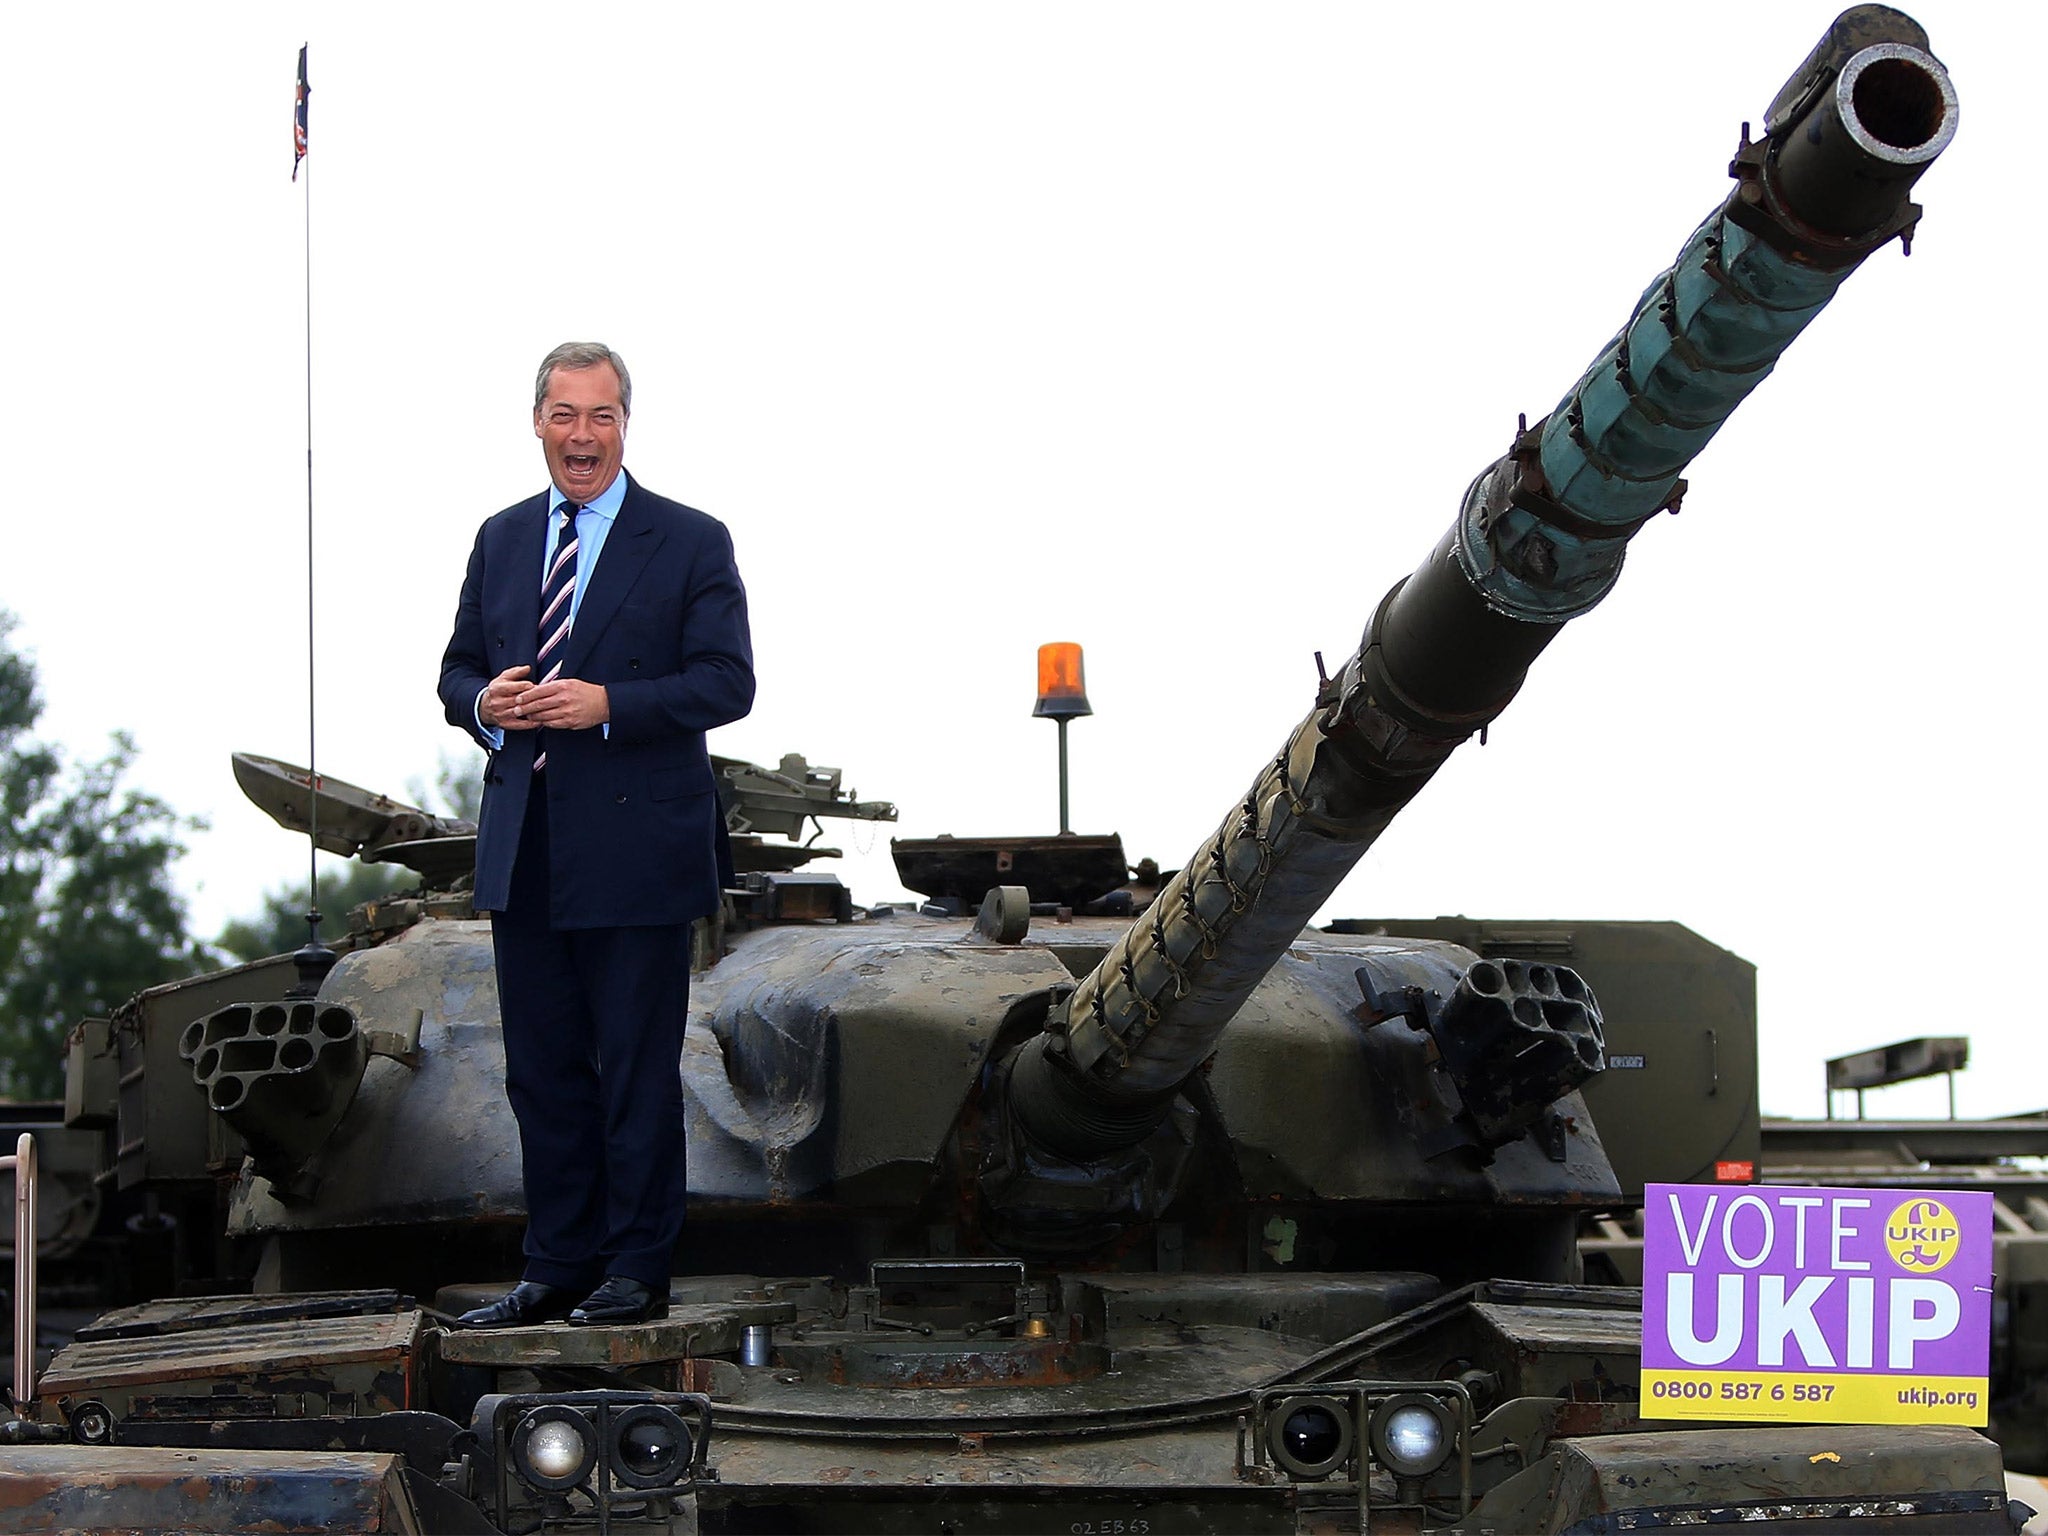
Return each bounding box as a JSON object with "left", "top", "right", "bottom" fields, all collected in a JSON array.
[{"left": 474, "top": 472, "right": 631, "bottom": 747}]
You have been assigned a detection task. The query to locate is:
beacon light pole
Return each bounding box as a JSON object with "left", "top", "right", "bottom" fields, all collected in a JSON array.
[{"left": 1033, "top": 642, "right": 1091, "bottom": 836}]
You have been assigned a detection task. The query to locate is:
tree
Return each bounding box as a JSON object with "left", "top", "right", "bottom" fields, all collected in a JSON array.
[
  {"left": 216, "top": 859, "right": 411, "bottom": 965},
  {"left": 410, "top": 744, "right": 485, "bottom": 824},
  {"left": 0, "top": 614, "right": 215, "bottom": 1099}
]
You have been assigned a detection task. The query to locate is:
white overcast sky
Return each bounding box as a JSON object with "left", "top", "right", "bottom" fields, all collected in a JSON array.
[{"left": 1, "top": 3, "right": 2037, "bottom": 1119}]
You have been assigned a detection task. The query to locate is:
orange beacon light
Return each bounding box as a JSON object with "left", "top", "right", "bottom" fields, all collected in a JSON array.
[
  {"left": 1034, "top": 643, "right": 1090, "bottom": 834},
  {"left": 1033, "top": 642, "right": 1092, "bottom": 720}
]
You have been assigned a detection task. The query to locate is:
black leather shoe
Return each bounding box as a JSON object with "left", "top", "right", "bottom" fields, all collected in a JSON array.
[
  {"left": 569, "top": 1276, "right": 669, "bottom": 1326},
  {"left": 457, "top": 1280, "right": 577, "bottom": 1329}
]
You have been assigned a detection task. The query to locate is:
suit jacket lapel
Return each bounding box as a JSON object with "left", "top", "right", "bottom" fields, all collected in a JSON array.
[
  {"left": 507, "top": 493, "right": 550, "bottom": 668},
  {"left": 562, "top": 473, "right": 665, "bottom": 678}
]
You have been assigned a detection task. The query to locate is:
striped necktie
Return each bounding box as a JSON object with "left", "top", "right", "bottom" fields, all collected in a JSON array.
[{"left": 531, "top": 503, "right": 581, "bottom": 772}]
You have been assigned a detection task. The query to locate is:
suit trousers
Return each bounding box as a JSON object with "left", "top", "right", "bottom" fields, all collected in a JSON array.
[{"left": 490, "top": 777, "right": 692, "bottom": 1291}]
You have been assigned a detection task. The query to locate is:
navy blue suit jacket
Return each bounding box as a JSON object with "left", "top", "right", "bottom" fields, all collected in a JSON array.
[{"left": 439, "top": 473, "right": 754, "bottom": 928}]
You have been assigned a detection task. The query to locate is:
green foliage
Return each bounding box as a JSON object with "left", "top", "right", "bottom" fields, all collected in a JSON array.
[
  {"left": 216, "top": 858, "right": 411, "bottom": 965},
  {"left": 411, "top": 744, "right": 485, "bottom": 823},
  {"left": 0, "top": 614, "right": 214, "bottom": 1099}
]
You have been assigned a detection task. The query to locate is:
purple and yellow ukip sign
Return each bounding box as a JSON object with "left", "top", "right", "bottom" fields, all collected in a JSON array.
[{"left": 1641, "top": 1184, "right": 1993, "bottom": 1425}]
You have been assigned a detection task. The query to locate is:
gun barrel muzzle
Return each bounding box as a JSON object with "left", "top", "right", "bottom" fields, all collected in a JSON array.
[{"left": 1772, "top": 42, "right": 1957, "bottom": 236}]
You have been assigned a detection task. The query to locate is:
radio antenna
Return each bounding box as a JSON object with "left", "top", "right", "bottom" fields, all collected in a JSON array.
[{"left": 290, "top": 43, "right": 334, "bottom": 998}]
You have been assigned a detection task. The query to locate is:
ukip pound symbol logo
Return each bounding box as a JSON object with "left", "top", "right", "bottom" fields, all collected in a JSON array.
[{"left": 1885, "top": 1197, "right": 1962, "bottom": 1274}]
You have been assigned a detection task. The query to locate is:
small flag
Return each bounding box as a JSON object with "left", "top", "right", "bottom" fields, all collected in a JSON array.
[{"left": 292, "top": 45, "right": 310, "bottom": 181}]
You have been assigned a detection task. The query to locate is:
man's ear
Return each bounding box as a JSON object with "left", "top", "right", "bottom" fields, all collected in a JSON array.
[{"left": 533, "top": 411, "right": 545, "bottom": 440}]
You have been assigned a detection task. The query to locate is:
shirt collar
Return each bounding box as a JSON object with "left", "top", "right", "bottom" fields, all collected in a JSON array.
[{"left": 549, "top": 470, "right": 628, "bottom": 524}]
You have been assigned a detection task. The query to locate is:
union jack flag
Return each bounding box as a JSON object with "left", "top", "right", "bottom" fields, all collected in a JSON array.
[{"left": 292, "top": 46, "right": 309, "bottom": 181}]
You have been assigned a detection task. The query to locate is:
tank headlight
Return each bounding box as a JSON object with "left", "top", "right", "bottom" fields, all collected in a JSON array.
[
  {"left": 1370, "top": 1393, "right": 1454, "bottom": 1479},
  {"left": 510, "top": 1405, "right": 596, "bottom": 1491},
  {"left": 1265, "top": 1394, "right": 1354, "bottom": 1481},
  {"left": 608, "top": 1402, "right": 694, "bottom": 1490}
]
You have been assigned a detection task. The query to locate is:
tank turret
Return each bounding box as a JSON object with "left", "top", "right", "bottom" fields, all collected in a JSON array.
[{"left": 992, "top": 2, "right": 1957, "bottom": 1243}]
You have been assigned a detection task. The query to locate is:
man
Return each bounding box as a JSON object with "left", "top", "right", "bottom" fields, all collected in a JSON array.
[{"left": 439, "top": 342, "right": 753, "bottom": 1327}]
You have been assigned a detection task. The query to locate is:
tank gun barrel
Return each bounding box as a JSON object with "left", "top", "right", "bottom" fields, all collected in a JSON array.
[{"left": 1008, "top": 6, "right": 1956, "bottom": 1162}]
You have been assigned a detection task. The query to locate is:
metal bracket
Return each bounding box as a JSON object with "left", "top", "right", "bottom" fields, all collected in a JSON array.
[
  {"left": 1, "top": 1133, "right": 37, "bottom": 1414},
  {"left": 1354, "top": 970, "right": 1439, "bottom": 1032},
  {"left": 363, "top": 1008, "right": 424, "bottom": 1070},
  {"left": 974, "top": 886, "right": 1031, "bottom": 945}
]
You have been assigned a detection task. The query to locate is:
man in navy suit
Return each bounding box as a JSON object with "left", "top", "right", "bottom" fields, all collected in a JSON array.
[{"left": 439, "top": 342, "right": 753, "bottom": 1327}]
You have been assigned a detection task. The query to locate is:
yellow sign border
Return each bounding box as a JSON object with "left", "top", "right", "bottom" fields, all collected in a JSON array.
[{"left": 1641, "top": 1367, "right": 1986, "bottom": 1426}]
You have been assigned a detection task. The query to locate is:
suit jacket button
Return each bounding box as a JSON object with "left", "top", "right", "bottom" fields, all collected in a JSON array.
[
  {"left": 629, "top": 659, "right": 641, "bottom": 670},
  {"left": 616, "top": 794, "right": 628, "bottom": 804}
]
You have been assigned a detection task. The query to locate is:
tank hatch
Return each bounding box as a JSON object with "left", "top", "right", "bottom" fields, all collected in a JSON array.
[
  {"left": 892, "top": 833, "right": 1129, "bottom": 909},
  {"left": 231, "top": 752, "right": 474, "bottom": 882}
]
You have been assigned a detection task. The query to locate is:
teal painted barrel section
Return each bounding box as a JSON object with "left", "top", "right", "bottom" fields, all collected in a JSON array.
[{"left": 1537, "top": 211, "right": 1857, "bottom": 526}]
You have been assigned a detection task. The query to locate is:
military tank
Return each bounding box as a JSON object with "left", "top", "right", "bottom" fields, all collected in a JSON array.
[{"left": 6, "top": 7, "right": 2009, "bottom": 1532}]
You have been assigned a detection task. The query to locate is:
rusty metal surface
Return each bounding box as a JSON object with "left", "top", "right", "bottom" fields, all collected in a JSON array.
[
  {"left": 38, "top": 1309, "right": 420, "bottom": 1400},
  {"left": 433, "top": 1300, "right": 787, "bottom": 1367},
  {"left": 0, "top": 1444, "right": 420, "bottom": 1533},
  {"left": 714, "top": 1322, "right": 1298, "bottom": 1434},
  {"left": 699, "top": 1422, "right": 1282, "bottom": 1531}
]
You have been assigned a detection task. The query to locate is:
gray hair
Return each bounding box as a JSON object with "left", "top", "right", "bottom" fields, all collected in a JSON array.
[{"left": 534, "top": 342, "right": 632, "bottom": 416}]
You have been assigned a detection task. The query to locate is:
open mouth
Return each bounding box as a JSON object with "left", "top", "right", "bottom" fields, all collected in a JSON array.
[{"left": 565, "top": 455, "right": 600, "bottom": 476}]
